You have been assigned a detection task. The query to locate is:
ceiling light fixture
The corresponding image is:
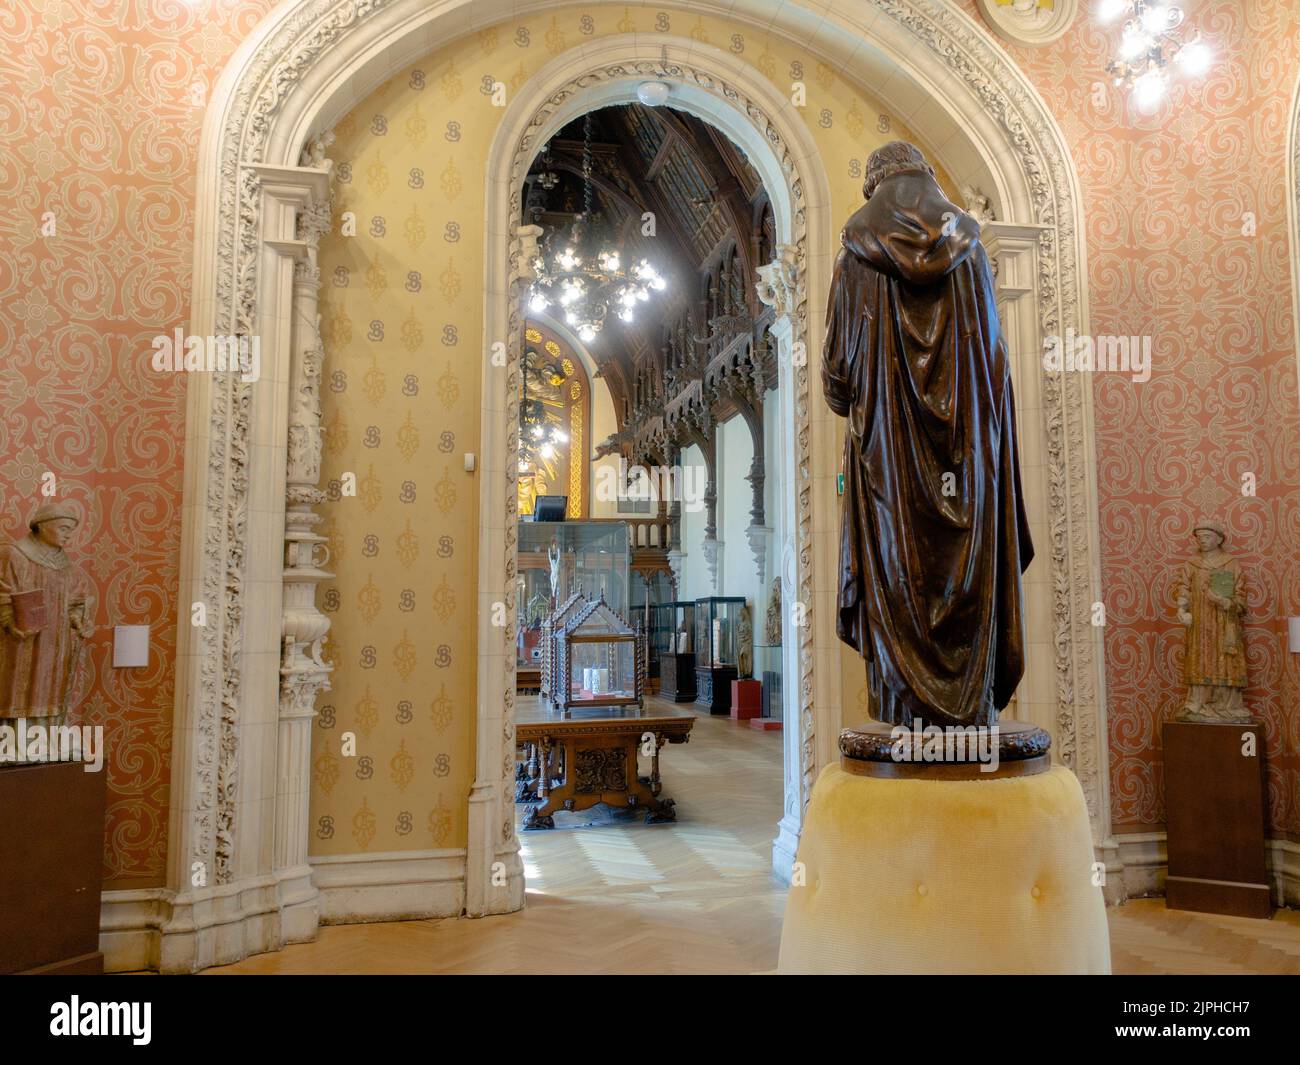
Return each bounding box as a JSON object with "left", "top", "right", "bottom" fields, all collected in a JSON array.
[
  {"left": 528, "top": 114, "right": 667, "bottom": 342},
  {"left": 1101, "top": 2, "right": 1211, "bottom": 112}
]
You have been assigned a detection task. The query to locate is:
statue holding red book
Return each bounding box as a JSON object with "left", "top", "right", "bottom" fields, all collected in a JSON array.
[{"left": 0, "top": 502, "right": 95, "bottom": 728}]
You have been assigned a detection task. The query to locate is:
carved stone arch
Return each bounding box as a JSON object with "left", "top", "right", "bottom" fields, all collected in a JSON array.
[{"left": 111, "top": 0, "right": 1109, "bottom": 972}]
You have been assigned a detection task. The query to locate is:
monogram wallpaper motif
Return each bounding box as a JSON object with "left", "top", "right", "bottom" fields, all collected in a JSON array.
[
  {"left": 311, "top": 51, "right": 482, "bottom": 850},
  {"left": 0, "top": 0, "right": 277, "bottom": 886},
  {"left": 307, "top": 5, "right": 934, "bottom": 855},
  {"left": 961, "top": 0, "right": 1300, "bottom": 838}
]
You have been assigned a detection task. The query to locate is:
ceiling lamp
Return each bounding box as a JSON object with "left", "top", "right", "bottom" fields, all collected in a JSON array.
[
  {"left": 636, "top": 81, "right": 671, "bottom": 107},
  {"left": 527, "top": 114, "right": 667, "bottom": 343},
  {"left": 1100, "top": 2, "right": 1211, "bottom": 110}
]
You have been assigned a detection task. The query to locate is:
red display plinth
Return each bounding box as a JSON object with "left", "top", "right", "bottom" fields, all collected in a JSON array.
[
  {"left": 730, "top": 679, "right": 762, "bottom": 720},
  {"left": 749, "top": 718, "right": 783, "bottom": 731}
]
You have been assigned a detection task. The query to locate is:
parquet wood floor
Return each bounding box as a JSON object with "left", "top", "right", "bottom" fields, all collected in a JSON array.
[{"left": 201, "top": 697, "right": 1300, "bottom": 975}]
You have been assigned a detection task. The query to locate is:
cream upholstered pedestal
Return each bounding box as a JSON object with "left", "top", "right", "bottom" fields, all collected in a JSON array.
[{"left": 778, "top": 764, "right": 1110, "bottom": 974}]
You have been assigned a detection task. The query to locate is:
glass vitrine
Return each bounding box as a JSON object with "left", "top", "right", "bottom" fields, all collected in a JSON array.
[
  {"left": 547, "top": 594, "right": 645, "bottom": 712},
  {"left": 694, "top": 596, "right": 746, "bottom": 714},
  {"left": 756, "top": 644, "right": 783, "bottom": 721},
  {"left": 517, "top": 520, "right": 629, "bottom": 613},
  {"left": 657, "top": 601, "right": 698, "bottom": 702},
  {"left": 517, "top": 520, "right": 630, "bottom": 688}
]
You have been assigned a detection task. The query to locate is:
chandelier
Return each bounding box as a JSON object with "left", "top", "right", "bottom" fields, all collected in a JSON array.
[
  {"left": 518, "top": 346, "right": 568, "bottom": 479},
  {"left": 1099, "top": 1, "right": 1211, "bottom": 110},
  {"left": 528, "top": 114, "right": 666, "bottom": 343}
]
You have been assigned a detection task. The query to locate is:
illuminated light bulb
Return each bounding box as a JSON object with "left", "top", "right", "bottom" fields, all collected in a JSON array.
[
  {"left": 1097, "top": 0, "right": 1128, "bottom": 22},
  {"left": 618, "top": 308, "right": 634, "bottom": 322},
  {"left": 652, "top": 277, "right": 666, "bottom": 291},
  {"left": 529, "top": 292, "right": 548, "bottom": 312},
  {"left": 1133, "top": 68, "right": 1166, "bottom": 111},
  {"left": 531, "top": 426, "right": 544, "bottom": 439},
  {"left": 636, "top": 288, "right": 649, "bottom": 301},
  {"left": 564, "top": 311, "right": 577, "bottom": 325},
  {"left": 1140, "top": 4, "right": 1169, "bottom": 34},
  {"left": 540, "top": 443, "right": 554, "bottom": 459},
  {"left": 1178, "top": 40, "right": 1211, "bottom": 76},
  {"left": 579, "top": 325, "right": 596, "bottom": 342},
  {"left": 1118, "top": 28, "right": 1151, "bottom": 61},
  {"left": 553, "top": 431, "right": 568, "bottom": 443}
]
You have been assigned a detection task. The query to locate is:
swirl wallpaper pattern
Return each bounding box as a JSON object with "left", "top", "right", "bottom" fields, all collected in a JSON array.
[
  {"left": 959, "top": 0, "right": 1300, "bottom": 839},
  {"left": 2, "top": 0, "right": 1298, "bottom": 891},
  {"left": 0, "top": 0, "right": 277, "bottom": 887}
]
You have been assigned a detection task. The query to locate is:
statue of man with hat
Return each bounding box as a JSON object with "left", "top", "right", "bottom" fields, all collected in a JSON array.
[
  {"left": 1173, "top": 518, "right": 1250, "bottom": 723},
  {"left": 0, "top": 501, "right": 95, "bottom": 727}
]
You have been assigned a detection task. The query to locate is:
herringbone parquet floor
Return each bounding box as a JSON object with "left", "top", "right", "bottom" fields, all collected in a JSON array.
[{"left": 204, "top": 697, "right": 1300, "bottom": 975}]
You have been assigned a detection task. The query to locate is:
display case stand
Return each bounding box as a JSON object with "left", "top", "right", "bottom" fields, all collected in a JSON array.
[
  {"left": 696, "top": 665, "right": 737, "bottom": 715},
  {"left": 660, "top": 652, "right": 697, "bottom": 702}
]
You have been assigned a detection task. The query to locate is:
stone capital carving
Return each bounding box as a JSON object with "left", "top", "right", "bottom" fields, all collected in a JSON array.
[{"left": 755, "top": 245, "right": 802, "bottom": 322}]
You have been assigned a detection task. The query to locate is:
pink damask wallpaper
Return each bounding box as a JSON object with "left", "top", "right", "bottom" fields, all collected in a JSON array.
[
  {"left": 0, "top": 0, "right": 276, "bottom": 886},
  {"left": 962, "top": 0, "right": 1300, "bottom": 839}
]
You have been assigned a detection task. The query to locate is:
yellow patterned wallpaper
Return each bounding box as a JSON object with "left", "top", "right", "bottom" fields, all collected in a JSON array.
[{"left": 309, "top": 5, "right": 939, "bottom": 856}]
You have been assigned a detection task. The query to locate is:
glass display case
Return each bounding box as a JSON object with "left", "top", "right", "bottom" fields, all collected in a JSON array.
[
  {"left": 656, "top": 601, "right": 698, "bottom": 703},
  {"left": 541, "top": 594, "right": 645, "bottom": 712},
  {"left": 517, "top": 520, "right": 630, "bottom": 677},
  {"left": 694, "top": 596, "right": 746, "bottom": 714},
  {"left": 756, "top": 643, "right": 783, "bottom": 722}
]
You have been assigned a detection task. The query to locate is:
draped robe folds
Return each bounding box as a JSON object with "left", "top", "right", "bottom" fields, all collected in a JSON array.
[
  {"left": 0, "top": 536, "right": 94, "bottom": 719},
  {"left": 822, "top": 170, "right": 1033, "bottom": 728}
]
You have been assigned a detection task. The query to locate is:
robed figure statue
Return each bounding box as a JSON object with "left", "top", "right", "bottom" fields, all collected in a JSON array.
[{"left": 823, "top": 142, "right": 1033, "bottom": 729}]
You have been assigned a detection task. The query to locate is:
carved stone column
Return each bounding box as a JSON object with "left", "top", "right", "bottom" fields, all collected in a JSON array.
[
  {"left": 275, "top": 147, "right": 335, "bottom": 937},
  {"left": 756, "top": 244, "right": 809, "bottom": 879}
]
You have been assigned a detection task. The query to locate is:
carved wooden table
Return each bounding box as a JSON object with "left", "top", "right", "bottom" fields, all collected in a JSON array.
[{"left": 515, "top": 698, "right": 695, "bottom": 829}]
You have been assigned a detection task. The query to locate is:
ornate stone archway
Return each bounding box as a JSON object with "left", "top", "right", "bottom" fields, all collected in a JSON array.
[{"left": 100, "top": 0, "right": 1114, "bottom": 972}]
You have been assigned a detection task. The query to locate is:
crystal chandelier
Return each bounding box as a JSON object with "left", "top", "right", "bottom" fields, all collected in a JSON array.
[
  {"left": 528, "top": 114, "right": 666, "bottom": 343},
  {"left": 518, "top": 347, "right": 568, "bottom": 479},
  {"left": 1099, "top": 1, "right": 1211, "bottom": 110}
]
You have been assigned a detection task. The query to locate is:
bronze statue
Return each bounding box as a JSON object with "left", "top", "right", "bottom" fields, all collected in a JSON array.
[
  {"left": 1174, "top": 519, "right": 1249, "bottom": 723},
  {"left": 0, "top": 502, "right": 95, "bottom": 727},
  {"left": 822, "top": 142, "right": 1033, "bottom": 728}
]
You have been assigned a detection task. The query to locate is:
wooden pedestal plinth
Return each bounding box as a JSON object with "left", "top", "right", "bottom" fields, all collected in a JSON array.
[
  {"left": 0, "top": 760, "right": 107, "bottom": 973},
  {"left": 730, "top": 679, "right": 762, "bottom": 720},
  {"left": 696, "top": 665, "right": 737, "bottom": 715},
  {"left": 1163, "top": 721, "right": 1271, "bottom": 919},
  {"left": 659, "top": 652, "right": 696, "bottom": 702}
]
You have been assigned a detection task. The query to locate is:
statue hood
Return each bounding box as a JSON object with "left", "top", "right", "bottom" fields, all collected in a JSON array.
[{"left": 841, "top": 170, "right": 980, "bottom": 286}]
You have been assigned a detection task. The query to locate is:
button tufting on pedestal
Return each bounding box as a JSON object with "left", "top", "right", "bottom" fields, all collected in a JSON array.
[
  {"left": 916, "top": 884, "right": 928, "bottom": 897},
  {"left": 1031, "top": 885, "right": 1042, "bottom": 899}
]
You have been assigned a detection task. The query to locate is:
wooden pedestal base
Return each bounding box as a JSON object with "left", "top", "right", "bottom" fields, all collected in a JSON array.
[
  {"left": 659, "top": 652, "right": 696, "bottom": 702},
  {"left": 0, "top": 759, "right": 107, "bottom": 974},
  {"left": 1163, "top": 720, "right": 1271, "bottom": 919}
]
